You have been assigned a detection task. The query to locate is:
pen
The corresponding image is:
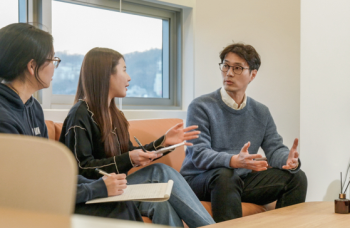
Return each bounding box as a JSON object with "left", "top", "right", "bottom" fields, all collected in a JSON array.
[
  {"left": 134, "top": 136, "right": 147, "bottom": 152},
  {"left": 95, "top": 168, "right": 111, "bottom": 177}
]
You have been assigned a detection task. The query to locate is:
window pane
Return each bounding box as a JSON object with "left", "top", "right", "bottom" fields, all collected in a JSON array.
[
  {"left": 0, "top": 1, "right": 18, "bottom": 29},
  {"left": 52, "top": 1, "right": 167, "bottom": 98}
]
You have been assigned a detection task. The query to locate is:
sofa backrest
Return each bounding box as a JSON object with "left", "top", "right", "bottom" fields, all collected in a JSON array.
[
  {"left": 45, "top": 120, "right": 63, "bottom": 141},
  {"left": 45, "top": 118, "right": 186, "bottom": 173},
  {"left": 128, "top": 118, "right": 185, "bottom": 174}
]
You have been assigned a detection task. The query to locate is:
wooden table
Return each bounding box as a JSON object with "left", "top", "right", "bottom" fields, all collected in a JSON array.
[
  {"left": 0, "top": 206, "right": 169, "bottom": 228},
  {"left": 202, "top": 202, "right": 350, "bottom": 228}
]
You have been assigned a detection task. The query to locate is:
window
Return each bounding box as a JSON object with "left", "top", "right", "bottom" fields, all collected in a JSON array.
[
  {"left": 44, "top": 0, "right": 181, "bottom": 109},
  {"left": 0, "top": 1, "right": 19, "bottom": 29}
]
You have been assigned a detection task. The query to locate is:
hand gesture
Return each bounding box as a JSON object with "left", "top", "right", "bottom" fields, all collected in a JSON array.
[
  {"left": 129, "top": 149, "right": 163, "bottom": 167},
  {"left": 102, "top": 173, "right": 127, "bottom": 196},
  {"left": 230, "top": 142, "right": 268, "bottom": 171},
  {"left": 282, "top": 138, "right": 299, "bottom": 170},
  {"left": 163, "top": 123, "right": 200, "bottom": 147}
]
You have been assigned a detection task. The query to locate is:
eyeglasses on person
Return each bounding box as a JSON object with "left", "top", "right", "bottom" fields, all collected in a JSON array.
[
  {"left": 47, "top": 57, "right": 61, "bottom": 68},
  {"left": 218, "top": 63, "right": 249, "bottom": 75}
]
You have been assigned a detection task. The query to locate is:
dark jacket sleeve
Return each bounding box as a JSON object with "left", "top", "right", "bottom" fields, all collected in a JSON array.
[
  {"left": 128, "top": 135, "right": 166, "bottom": 151},
  {"left": 0, "top": 122, "right": 21, "bottom": 134},
  {"left": 61, "top": 119, "right": 134, "bottom": 179},
  {"left": 76, "top": 175, "right": 108, "bottom": 204},
  {"left": 128, "top": 135, "right": 173, "bottom": 159},
  {"left": 42, "top": 123, "right": 48, "bottom": 138}
]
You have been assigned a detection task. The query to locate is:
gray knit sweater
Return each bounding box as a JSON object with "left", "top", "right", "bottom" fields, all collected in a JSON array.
[{"left": 180, "top": 88, "right": 300, "bottom": 177}]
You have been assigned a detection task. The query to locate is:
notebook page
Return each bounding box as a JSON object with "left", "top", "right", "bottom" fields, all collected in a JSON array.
[{"left": 86, "top": 180, "right": 173, "bottom": 204}]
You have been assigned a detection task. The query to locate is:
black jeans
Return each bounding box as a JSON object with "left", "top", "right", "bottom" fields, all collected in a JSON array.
[{"left": 184, "top": 168, "right": 307, "bottom": 223}]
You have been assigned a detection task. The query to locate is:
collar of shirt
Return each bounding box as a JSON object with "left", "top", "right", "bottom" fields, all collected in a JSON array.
[{"left": 220, "top": 87, "right": 247, "bottom": 110}]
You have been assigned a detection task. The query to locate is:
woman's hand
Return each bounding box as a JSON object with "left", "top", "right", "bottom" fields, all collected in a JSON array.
[
  {"left": 129, "top": 149, "right": 163, "bottom": 167},
  {"left": 163, "top": 123, "right": 200, "bottom": 147},
  {"left": 102, "top": 173, "right": 127, "bottom": 196}
]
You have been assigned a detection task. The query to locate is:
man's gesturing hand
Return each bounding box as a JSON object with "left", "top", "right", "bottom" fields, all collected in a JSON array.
[
  {"left": 230, "top": 142, "right": 268, "bottom": 171},
  {"left": 282, "top": 138, "right": 299, "bottom": 170}
]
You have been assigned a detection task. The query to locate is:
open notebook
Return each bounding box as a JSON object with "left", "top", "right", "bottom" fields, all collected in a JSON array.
[{"left": 86, "top": 180, "right": 174, "bottom": 204}]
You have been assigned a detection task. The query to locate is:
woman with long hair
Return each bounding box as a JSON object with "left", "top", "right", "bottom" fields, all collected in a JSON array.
[
  {"left": 59, "top": 47, "right": 215, "bottom": 227},
  {"left": 0, "top": 23, "right": 143, "bottom": 222}
]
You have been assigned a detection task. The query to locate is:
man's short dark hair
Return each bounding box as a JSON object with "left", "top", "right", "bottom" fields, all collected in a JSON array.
[{"left": 220, "top": 43, "right": 261, "bottom": 71}]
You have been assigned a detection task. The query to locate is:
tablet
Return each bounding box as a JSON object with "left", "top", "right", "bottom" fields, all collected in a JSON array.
[{"left": 153, "top": 142, "right": 186, "bottom": 154}]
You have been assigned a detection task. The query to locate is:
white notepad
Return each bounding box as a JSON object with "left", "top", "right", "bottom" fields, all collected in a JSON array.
[
  {"left": 153, "top": 142, "right": 185, "bottom": 154},
  {"left": 86, "top": 180, "right": 174, "bottom": 204}
]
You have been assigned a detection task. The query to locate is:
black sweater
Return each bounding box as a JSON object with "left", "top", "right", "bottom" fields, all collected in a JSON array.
[{"left": 59, "top": 100, "right": 167, "bottom": 180}]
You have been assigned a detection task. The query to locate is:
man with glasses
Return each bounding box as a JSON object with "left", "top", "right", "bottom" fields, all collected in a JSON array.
[{"left": 180, "top": 43, "right": 307, "bottom": 222}]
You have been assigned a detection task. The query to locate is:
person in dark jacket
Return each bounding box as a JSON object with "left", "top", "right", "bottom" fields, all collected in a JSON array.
[
  {"left": 59, "top": 47, "right": 215, "bottom": 227},
  {"left": 0, "top": 23, "right": 142, "bottom": 222}
]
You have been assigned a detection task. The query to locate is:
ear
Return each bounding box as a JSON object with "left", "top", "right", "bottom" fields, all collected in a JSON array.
[
  {"left": 26, "top": 59, "right": 36, "bottom": 76},
  {"left": 249, "top": 69, "right": 258, "bottom": 83}
]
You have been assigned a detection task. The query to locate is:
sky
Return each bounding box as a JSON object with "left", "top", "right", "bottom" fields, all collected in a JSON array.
[{"left": 52, "top": 0, "right": 163, "bottom": 55}]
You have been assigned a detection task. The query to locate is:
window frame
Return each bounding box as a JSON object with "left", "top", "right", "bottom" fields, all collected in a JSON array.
[{"left": 38, "top": 0, "right": 182, "bottom": 110}]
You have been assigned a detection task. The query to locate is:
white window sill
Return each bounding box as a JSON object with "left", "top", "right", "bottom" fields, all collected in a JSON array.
[{"left": 43, "top": 109, "right": 187, "bottom": 122}]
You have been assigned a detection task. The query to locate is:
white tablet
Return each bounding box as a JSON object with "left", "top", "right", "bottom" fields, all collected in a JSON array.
[{"left": 153, "top": 142, "right": 186, "bottom": 154}]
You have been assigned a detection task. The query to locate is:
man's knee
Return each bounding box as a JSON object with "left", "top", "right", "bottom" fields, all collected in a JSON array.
[
  {"left": 292, "top": 169, "right": 308, "bottom": 189},
  {"left": 210, "top": 168, "right": 243, "bottom": 189}
]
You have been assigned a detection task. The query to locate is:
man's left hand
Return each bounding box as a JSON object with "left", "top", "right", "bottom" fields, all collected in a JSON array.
[{"left": 282, "top": 138, "right": 299, "bottom": 170}]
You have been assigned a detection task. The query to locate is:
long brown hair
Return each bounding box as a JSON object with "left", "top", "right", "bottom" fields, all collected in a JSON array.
[{"left": 75, "top": 47, "right": 129, "bottom": 157}]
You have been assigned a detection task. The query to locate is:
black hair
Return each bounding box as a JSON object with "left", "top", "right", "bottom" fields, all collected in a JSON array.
[
  {"left": 0, "top": 23, "right": 54, "bottom": 84},
  {"left": 220, "top": 43, "right": 261, "bottom": 71}
]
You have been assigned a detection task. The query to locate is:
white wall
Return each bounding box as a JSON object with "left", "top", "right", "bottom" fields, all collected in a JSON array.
[
  {"left": 44, "top": 0, "right": 302, "bottom": 188},
  {"left": 193, "top": 0, "right": 300, "bottom": 153},
  {"left": 154, "top": 0, "right": 350, "bottom": 202},
  {"left": 301, "top": 0, "right": 350, "bottom": 201},
  {"left": 45, "top": 1, "right": 300, "bottom": 145},
  {"left": 44, "top": 0, "right": 301, "bottom": 163},
  {"left": 43, "top": 0, "right": 350, "bottom": 202}
]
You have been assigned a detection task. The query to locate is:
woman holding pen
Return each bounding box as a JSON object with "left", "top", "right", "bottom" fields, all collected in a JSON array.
[
  {"left": 59, "top": 47, "right": 215, "bottom": 227},
  {"left": 0, "top": 23, "right": 142, "bottom": 221}
]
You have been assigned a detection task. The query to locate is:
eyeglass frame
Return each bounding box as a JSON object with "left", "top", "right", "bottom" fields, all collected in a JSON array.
[
  {"left": 218, "top": 63, "right": 249, "bottom": 75},
  {"left": 47, "top": 57, "right": 61, "bottom": 68}
]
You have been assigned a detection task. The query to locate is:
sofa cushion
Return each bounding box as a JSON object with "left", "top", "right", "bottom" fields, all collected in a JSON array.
[
  {"left": 45, "top": 120, "right": 56, "bottom": 140},
  {"left": 128, "top": 118, "right": 185, "bottom": 174},
  {"left": 54, "top": 122, "right": 63, "bottom": 141}
]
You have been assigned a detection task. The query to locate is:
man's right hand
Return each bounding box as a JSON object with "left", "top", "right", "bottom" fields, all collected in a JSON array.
[
  {"left": 229, "top": 142, "right": 268, "bottom": 171},
  {"left": 102, "top": 173, "right": 127, "bottom": 196}
]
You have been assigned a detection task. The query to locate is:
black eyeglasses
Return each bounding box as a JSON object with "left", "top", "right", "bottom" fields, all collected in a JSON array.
[
  {"left": 219, "top": 63, "right": 249, "bottom": 75},
  {"left": 47, "top": 57, "right": 61, "bottom": 68}
]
